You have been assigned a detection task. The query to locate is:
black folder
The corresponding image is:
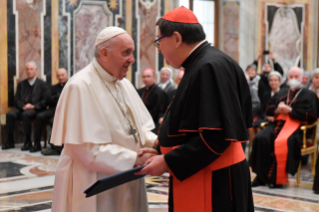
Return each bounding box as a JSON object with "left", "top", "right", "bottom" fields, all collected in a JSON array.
[{"left": 84, "top": 165, "right": 146, "bottom": 198}]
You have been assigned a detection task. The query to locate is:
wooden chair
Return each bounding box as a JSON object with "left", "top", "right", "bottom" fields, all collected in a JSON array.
[
  {"left": 296, "top": 120, "right": 318, "bottom": 186},
  {"left": 259, "top": 120, "right": 319, "bottom": 186}
]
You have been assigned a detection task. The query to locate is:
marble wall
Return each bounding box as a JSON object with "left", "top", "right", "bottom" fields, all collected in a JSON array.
[{"left": 222, "top": 1, "right": 240, "bottom": 63}]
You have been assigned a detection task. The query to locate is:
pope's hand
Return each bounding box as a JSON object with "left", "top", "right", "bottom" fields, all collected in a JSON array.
[
  {"left": 135, "top": 155, "right": 169, "bottom": 176},
  {"left": 138, "top": 147, "right": 158, "bottom": 157},
  {"left": 135, "top": 151, "right": 157, "bottom": 167}
]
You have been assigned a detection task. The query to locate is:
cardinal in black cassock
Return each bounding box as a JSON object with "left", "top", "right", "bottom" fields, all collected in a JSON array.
[
  {"left": 136, "top": 6, "right": 254, "bottom": 212},
  {"left": 250, "top": 67, "right": 319, "bottom": 188}
]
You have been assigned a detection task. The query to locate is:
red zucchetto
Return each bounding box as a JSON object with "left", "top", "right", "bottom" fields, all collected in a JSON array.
[{"left": 162, "top": 6, "right": 199, "bottom": 24}]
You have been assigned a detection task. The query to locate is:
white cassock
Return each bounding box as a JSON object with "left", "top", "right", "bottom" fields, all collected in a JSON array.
[{"left": 50, "top": 59, "right": 157, "bottom": 212}]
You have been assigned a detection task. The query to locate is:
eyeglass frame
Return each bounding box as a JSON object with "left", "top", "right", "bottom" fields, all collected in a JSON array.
[{"left": 154, "top": 35, "right": 166, "bottom": 48}]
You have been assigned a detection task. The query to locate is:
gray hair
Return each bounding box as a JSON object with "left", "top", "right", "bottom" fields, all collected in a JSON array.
[
  {"left": 246, "top": 64, "right": 257, "bottom": 71},
  {"left": 268, "top": 71, "right": 282, "bottom": 82},
  {"left": 25, "top": 61, "right": 37, "bottom": 69},
  {"left": 94, "top": 39, "right": 114, "bottom": 58},
  {"left": 160, "top": 67, "right": 172, "bottom": 77},
  {"left": 311, "top": 68, "right": 319, "bottom": 79}
]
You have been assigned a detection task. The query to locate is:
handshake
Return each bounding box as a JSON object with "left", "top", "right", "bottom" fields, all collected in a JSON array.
[{"left": 134, "top": 147, "right": 159, "bottom": 167}]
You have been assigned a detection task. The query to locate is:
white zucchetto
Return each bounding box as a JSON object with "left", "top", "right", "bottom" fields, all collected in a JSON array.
[{"left": 95, "top": 26, "right": 127, "bottom": 47}]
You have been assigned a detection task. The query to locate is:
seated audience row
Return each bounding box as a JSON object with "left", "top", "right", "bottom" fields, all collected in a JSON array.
[{"left": 2, "top": 61, "right": 68, "bottom": 156}]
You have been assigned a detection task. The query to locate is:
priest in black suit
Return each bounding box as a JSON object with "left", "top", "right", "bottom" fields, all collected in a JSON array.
[
  {"left": 2, "top": 61, "right": 49, "bottom": 150},
  {"left": 31, "top": 68, "right": 68, "bottom": 153},
  {"left": 137, "top": 68, "right": 167, "bottom": 133}
]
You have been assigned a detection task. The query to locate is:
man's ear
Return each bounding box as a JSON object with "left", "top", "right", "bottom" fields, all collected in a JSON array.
[
  {"left": 100, "top": 47, "right": 109, "bottom": 60},
  {"left": 173, "top": 31, "right": 182, "bottom": 48}
]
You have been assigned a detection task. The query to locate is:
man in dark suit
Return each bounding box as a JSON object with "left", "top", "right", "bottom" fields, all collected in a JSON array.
[
  {"left": 31, "top": 68, "right": 68, "bottom": 153},
  {"left": 137, "top": 68, "right": 167, "bottom": 133},
  {"left": 158, "top": 67, "right": 176, "bottom": 94},
  {"left": 2, "top": 61, "right": 49, "bottom": 150}
]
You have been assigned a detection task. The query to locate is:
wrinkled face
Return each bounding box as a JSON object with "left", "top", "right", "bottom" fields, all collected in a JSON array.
[
  {"left": 160, "top": 70, "right": 170, "bottom": 83},
  {"left": 56, "top": 69, "right": 68, "bottom": 84},
  {"left": 288, "top": 69, "right": 302, "bottom": 82},
  {"left": 312, "top": 74, "right": 319, "bottom": 88},
  {"left": 142, "top": 69, "right": 156, "bottom": 88},
  {"left": 25, "top": 63, "right": 37, "bottom": 80},
  {"left": 263, "top": 63, "right": 272, "bottom": 73},
  {"left": 104, "top": 33, "right": 135, "bottom": 80},
  {"left": 156, "top": 28, "right": 181, "bottom": 69},
  {"left": 246, "top": 67, "right": 257, "bottom": 79},
  {"left": 269, "top": 75, "right": 280, "bottom": 90},
  {"left": 302, "top": 75, "right": 310, "bottom": 85}
]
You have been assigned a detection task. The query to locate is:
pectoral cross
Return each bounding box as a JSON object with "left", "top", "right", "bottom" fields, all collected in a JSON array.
[{"left": 129, "top": 125, "right": 138, "bottom": 143}]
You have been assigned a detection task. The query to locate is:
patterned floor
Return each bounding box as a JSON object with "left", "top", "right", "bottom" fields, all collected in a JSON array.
[{"left": 0, "top": 143, "right": 318, "bottom": 212}]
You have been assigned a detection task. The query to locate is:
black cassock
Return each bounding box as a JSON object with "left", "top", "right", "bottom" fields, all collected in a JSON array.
[
  {"left": 158, "top": 41, "right": 254, "bottom": 212},
  {"left": 137, "top": 84, "right": 167, "bottom": 133},
  {"left": 249, "top": 87, "right": 319, "bottom": 184}
]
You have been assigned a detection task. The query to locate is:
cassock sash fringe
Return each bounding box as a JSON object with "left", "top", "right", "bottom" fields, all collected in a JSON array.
[
  {"left": 161, "top": 142, "right": 245, "bottom": 212},
  {"left": 275, "top": 114, "right": 301, "bottom": 184}
]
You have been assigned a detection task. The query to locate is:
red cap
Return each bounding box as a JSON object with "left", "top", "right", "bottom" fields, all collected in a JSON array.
[{"left": 162, "top": 6, "right": 199, "bottom": 24}]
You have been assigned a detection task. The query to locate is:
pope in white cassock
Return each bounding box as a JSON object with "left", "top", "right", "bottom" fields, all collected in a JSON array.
[{"left": 50, "top": 27, "right": 158, "bottom": 212}]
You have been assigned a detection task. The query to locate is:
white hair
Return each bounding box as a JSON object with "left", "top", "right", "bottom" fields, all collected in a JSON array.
[
  {"left": 288, "top": 67, "right": 304, "bottom": 77},
  {"left": 160, "top": 67, "right": 172, "bottom": 77},
  {"left": 94, "top": 39, "right": 114, "bottom": 58},
  {"left": 268, "top": 71, "right": 282, "bottom": 82},
  {"left": 25, "top": 61, "right": 37, "bottom": 69},
  {"left": 311, "top": 68, "right": 319, "bottom": 79}
]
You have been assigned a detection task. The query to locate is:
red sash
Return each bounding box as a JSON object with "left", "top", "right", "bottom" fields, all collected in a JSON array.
[
  {"left": 275, "top": 114, "right": 301, "bottom": 184},
  {"left": 161, "top": 142, "right": 245, "bottom": 212}
]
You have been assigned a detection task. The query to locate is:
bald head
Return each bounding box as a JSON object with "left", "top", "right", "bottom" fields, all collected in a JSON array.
[
  {"left": 142, "top": 68, "right": 156, "bottom": 88},
  {"left": 288, "top": 67, "right": 303, "bottom": 80},
  {"left": 56, "top": 68, "right": 68, "bottom": 84}
]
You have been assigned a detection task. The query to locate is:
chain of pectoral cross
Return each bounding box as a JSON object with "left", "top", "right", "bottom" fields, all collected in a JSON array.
[{"left": 93, "top": 64, "right": 139, "bottom": 143}]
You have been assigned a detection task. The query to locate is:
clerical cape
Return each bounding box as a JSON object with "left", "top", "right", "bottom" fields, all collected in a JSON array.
[
  {"left": 50, "top": 59, "right": 157, "bottom": 212},
  {"left": 249, "top": 87, "right": 318, "bottom": 184},
  {"left": 158, "top": 41, "right": 254, "bottom": 212}
]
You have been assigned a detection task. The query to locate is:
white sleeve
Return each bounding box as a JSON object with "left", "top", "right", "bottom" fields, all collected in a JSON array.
[
  {"left": 69, "top": 143, "right": 137, "bottom": 175},
  {"left": 142, "top": 131, "right": 157, "bottom": 148}
]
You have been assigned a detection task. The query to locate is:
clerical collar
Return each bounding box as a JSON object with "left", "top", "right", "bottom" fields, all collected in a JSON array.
[
  {"left": 60, "top": 80, "right": 68, "bottom": 87},
  {"left": 181, "top": 40, "right": 209, "bottom": 70},
  {"left": 93, "top": 59, "right": 117, "bottom": 83},
  {"left": 28, "top": 77, "right": 37, "bottom": 86},
  {"left": 145, "top": 84, "right": 154, "bottom": 90},
  {"left": 271, "top": 88, "right": 280, "bottom": 97},
  {"left": 188, "top": 40, "right": 207, "bottom": 56}
]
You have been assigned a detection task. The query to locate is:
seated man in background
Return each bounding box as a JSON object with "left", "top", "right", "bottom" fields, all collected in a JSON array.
[
  {"left": 31, "top": 68, "right": 68, "bottom": 153},
  {"left": 158, "top": 67, "right": 176, "bottom": 94},
  {"left": 249, "top": 67, "right": 318, "bottom": 188},
  {"left": 138, "top": 68, "right": 167, "bottom": 133},
  {"left": 2, "top": 61, "right": 48, "bottom": 150}
]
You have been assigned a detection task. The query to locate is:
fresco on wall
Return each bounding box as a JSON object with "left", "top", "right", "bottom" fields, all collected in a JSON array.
[{"left": 268, "top": 7, "right": 302, "bottom": 74}]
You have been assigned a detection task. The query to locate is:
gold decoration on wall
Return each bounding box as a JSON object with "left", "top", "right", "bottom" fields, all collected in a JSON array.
[
  {"left": 108, "top": 0, "right": 118, "bottom": 11},
  {"left": 68, "top": 0, "right": 78, "bottom": 6}
]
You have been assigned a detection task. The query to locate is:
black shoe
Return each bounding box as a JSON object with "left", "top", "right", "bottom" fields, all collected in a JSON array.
[
  {"left": 41, "top": 147, "right": 60, "bottom": 156},
  {"left": 21, "top": 142, "right": 33, "bottom": 151},
  {"left": 1, "top": 142, "right": 15, "bottom": 150},
  {"left": 251, "top": 177, "right": 265, "bottom": 187},
  {"left": 268, "top": 183, "right": 283, "bottom": 189},
  {"left": 30, "top": 143, "right": 42, "bottom": 152},
  {"left": 314, "top": 190, "right": 319, "bottom": 194}
]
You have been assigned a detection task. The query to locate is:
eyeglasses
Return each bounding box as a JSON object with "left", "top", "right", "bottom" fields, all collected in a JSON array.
[{"left": 154, "top": 36, "right": 166, "bottom": 48}]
